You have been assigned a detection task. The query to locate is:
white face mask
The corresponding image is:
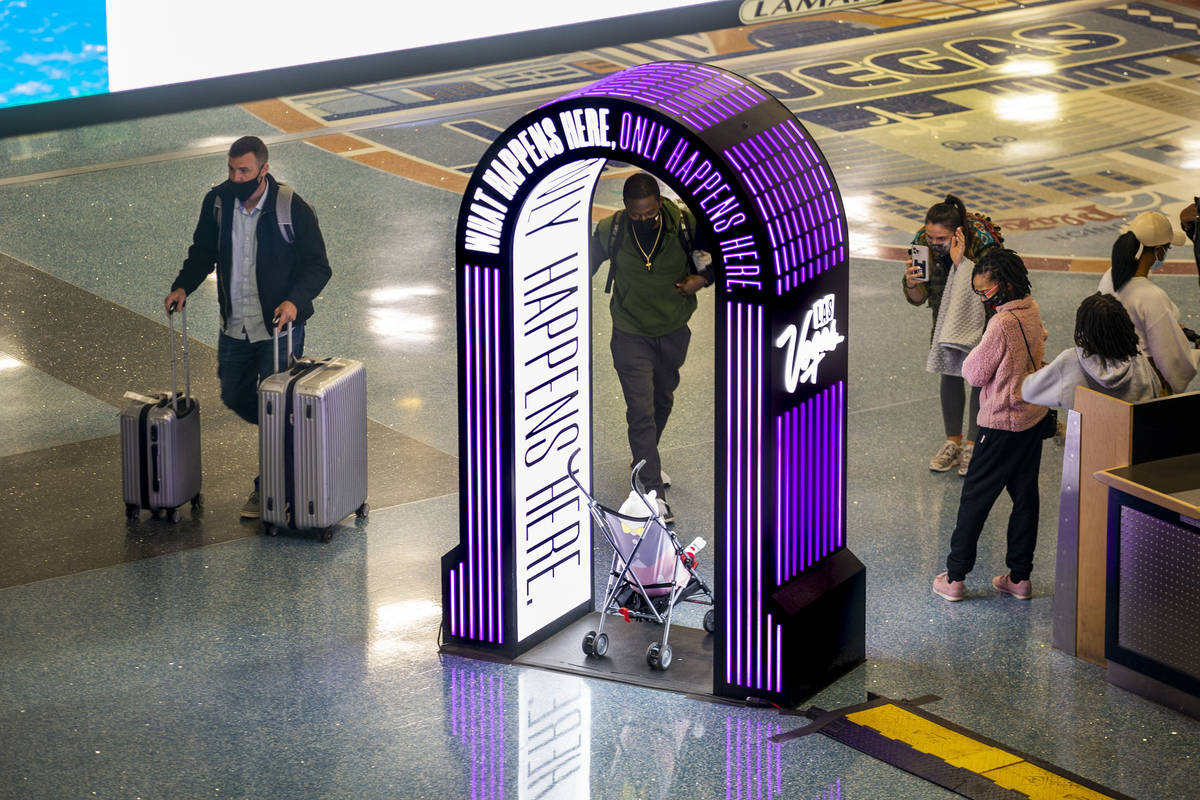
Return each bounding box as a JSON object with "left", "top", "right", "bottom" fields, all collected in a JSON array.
[
  {"left": 1142, "top": 244, "right": 1161, "bottom": 272},
  {"left": 1149, "top": 246, "right": 1167, "bottom": 271}
]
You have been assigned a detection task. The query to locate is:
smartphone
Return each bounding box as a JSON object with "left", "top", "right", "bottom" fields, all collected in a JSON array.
[{"left": 908, "top": 244, "right": 930, "bottom": 282}]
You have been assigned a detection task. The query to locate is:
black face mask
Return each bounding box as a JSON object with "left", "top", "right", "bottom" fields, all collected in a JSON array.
[
  {"left": 221, "top": 171, "right": 263, "bottom": 203},
  {"left": 631, "top": 217, "right": 660, "bottom": 240},
  {"left": 983, "top": 285, "right": 1010, "bottom": 311}
]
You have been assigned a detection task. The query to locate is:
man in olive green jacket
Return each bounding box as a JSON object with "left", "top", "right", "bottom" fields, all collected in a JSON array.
[{"left": 590, "top": 172, "right": 716, "bottom": 524}]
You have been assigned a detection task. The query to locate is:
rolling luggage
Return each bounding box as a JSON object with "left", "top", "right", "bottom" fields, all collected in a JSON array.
[
  {"left": 120, "top": 305, "right": 203, "bottom": 523},
  {"left": 258, "top": 323, "right": 368, "bottom": 542}
]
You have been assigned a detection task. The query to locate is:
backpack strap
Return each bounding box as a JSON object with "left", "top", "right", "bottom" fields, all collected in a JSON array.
[
  {"left": 677, "top": 210, "right": 696, "bottom": 272},
  {"left": 1011, "top": 311, "right": 1038, "bottom": 373},
  {"left": 604, "top": 211, "right": 625, "bottom": 294},
  {"left": 275, "top": 184, "right": 294, "bottom": 244},
  {"left": 211, "top": 184, "right": 295, "bottom": 244},
  {"left": 604, "top": 204, "right": 699, "bottom": 292}
]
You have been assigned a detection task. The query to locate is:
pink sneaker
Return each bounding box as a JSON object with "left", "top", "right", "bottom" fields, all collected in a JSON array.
[
  {"left": 992, "top": 573, "right": 1032, "bottom": 600},
  {"left": 932, "top": 572, "right": 964, "bottom": 602}
]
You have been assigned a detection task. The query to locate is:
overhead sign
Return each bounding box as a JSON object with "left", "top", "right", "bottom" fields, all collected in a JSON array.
[{"left": 740, "top": 0, "right": 891, "bottom": 24}]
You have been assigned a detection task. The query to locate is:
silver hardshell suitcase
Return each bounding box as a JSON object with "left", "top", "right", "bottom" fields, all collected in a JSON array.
[
  {"left": 120, "top": 305, "right": 202, "bottom": 523},
  {"left": 258, "top": 324, "right": 368, "bottom": 541}
]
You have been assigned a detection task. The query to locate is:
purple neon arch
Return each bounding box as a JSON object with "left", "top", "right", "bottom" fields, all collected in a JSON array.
[{"left": 445, "top": 60, "right": 849, "bottom": 704}]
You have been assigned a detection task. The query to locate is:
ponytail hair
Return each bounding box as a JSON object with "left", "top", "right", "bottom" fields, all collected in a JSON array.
[
  {"left": 1110, "top": 231, "right": 1142, "bottom": 291},
  {"left": 924, "top": 194, "right": 976, "bottom": 252}
]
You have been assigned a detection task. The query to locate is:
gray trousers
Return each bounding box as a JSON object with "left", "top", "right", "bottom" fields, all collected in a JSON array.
[{"left": 610, "top": 325, "right": 691, "bottom": 496}]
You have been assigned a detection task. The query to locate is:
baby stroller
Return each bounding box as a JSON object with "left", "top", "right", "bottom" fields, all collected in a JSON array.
[{"left": 567, "top": 449, "right": 715, "bottom": 670}]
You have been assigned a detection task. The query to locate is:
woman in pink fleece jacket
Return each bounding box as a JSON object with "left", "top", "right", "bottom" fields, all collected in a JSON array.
[{"left": 933, "top": 249, "right": 1049, "bottom": 602}]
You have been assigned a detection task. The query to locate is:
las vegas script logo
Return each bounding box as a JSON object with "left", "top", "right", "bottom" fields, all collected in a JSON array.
[{"left": 776, "top": 294, "right": 845, "bottom": 392}]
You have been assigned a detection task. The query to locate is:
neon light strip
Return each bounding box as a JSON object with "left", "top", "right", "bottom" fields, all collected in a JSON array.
[
  {"left": 724, "top": 121, "right": 844, "bottom": 296},
  {"left": 454, "top": 265, "right": 503, "bottom": 644},
  {"left": 463, "top": 262, "right": 475, "bottom": 638},
  {"left": 471, "top": 266, "right": 480, "bottom": 639},
  {"left": 448, "top": 668, "right": 505, "bottom": 800},
  {"left": 449, "top": 568, "right": 457, "bottom": 636},
  {"left": 728, "top": 300, "right": 769, "bottom": 690},
  {"left": 725, "top": 713, "right": 785, "bottom": 798},
  {"left": 492, "top": 268, "right": 504, "bottom": 643},
  {"left": 755, "top": 304, "right": 763, "bottom": 691},
  {"left": 773, "top": 380, "right": 845, "bottom": 584},
  {"left": 837, "top": 380, "right": 845, "bottom": 550}
]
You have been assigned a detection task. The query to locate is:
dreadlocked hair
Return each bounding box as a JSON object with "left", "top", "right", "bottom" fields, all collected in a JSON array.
[
  {"left": 1074, "top": 293, "right": 1139, "bottom": 367},
  {"left": 1110, "top": 231, "right": 1142, "bottom": 291},
  {"left": 924, "top": 194, "right": 976, "bottom": 252},
  {"left": 973, "top": 248, "right": 1031, "bottom": 298}
]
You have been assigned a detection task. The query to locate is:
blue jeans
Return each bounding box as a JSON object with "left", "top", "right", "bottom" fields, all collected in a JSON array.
[{"left": 217, "top": 326, "right": 305, "bottom": 426}]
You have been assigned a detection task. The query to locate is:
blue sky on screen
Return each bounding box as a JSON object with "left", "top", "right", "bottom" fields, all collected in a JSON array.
[{"left": 0, "top": 0, "right": 108, "bottom": 109}]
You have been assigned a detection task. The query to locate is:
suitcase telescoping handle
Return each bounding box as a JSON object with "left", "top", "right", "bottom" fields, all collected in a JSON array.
[
  {"left": 165, "top": 302, "right": 191, "bottom": 414},
  {"left": 273, "top": 319, "right": 295, "bottom": 374}
]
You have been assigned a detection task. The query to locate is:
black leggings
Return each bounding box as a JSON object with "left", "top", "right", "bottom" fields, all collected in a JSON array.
[
  {"left": 940, "top": 374, "right": 980, "bottom": 441},
  {"left": 945, "top": 424, "right": 1044, "bottom": 582}
]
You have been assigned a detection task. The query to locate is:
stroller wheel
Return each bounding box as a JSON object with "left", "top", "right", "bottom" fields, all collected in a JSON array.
[
  {"left": 703, "top": 608, "right": 716, "bottom": 633},
  {"left": 646, "top": 641, "right": 673, "bottom": 670},
  {"left": 592, "top": 632, "right": 609, "bottom": 657},
  {"left": 582, "top": 631, "right": 597, "bottom": 657}
]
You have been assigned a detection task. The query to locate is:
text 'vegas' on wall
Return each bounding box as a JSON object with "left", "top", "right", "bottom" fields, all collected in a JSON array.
[
  {"left": 750, "top": 23, "right": 1124, "bottom": 99},
  {"left": 464, "top": 104, "right": 748, "bottom": 261}
]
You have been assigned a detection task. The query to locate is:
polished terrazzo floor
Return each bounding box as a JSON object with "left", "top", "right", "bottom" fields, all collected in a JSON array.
[{"left": 2, "top": 1, "right": 1199, "bottom": 797}]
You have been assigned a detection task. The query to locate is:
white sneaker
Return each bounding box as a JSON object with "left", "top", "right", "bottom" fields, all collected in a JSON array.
[
  {"left": 957, "top": 442, "right": 974, "bottom": 477},
  {"left": 929, "top": 440, "right": 961, "bottom": 472},
  {"left": 656, "top": 498, "right": 676, "bottom": 526}
]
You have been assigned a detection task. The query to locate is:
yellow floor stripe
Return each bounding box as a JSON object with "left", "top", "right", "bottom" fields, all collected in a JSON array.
[
  {"left": 985, "top": 761, "right": 1116, "bottom": 800},
  {"left": 847, "top": 706, "right": 1022, "bottom": 773},
  {"left": 347, "top": 149, "right": 471, "bottom": 193},
  {"left": 241, "top": 98, "right": 324, "bottom": 134},
  {"left": 846, "top": 704, "right": 1120, "bottom": 800}
]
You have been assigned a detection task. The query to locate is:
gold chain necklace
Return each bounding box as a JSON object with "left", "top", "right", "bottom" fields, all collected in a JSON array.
[{"left": 629, "top": 215, "right": 662, "bottom": 269}]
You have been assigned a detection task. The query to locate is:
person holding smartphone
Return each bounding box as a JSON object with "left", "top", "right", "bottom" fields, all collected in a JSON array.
[{"left": 903, "top": 195, "right": 1002, "bottom": 476}]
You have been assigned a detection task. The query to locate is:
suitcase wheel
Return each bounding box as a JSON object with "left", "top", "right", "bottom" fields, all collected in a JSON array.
[
  {"left": 150, "top": 508, "right": 162, "bottom": 520},
  {"left": 168, "top": 508, "right": 181, "bottom": 524},
  {"left": 320, "top": 527, "right": 334, "bottom": 543},
  {"left": 125, "top": 504, "right": 140, "bottom": 522},
  {"left": 355, "top": 503, "right": 369, "bottom": 520},
  {"left": 263, "top": 522, "right": 278, "bottom": 537},
  {"left": 191, "top": 493, "right": 203, "bottom": 510}
]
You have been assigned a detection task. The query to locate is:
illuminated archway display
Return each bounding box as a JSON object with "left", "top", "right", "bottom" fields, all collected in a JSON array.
[{"left": 441, "top": 61, "right": 864, "bottom": 705}]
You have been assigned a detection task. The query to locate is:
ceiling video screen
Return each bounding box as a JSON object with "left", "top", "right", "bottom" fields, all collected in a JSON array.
[{"left": 1, "top": 1, "right": 704, "bottom": 112}]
